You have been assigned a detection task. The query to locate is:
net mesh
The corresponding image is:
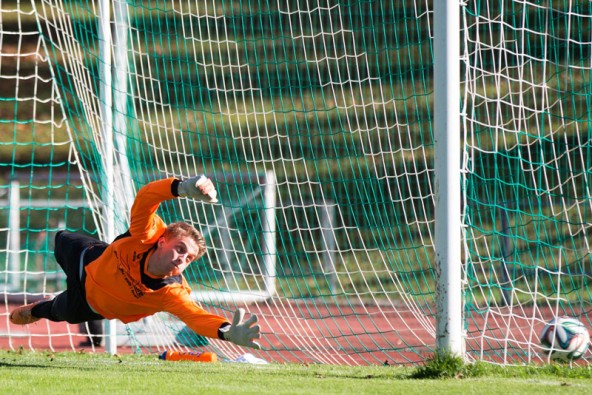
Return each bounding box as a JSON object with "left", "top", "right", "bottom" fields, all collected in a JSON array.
[{"left": 0, "top": 0, "right": 591, "bottom": 365}]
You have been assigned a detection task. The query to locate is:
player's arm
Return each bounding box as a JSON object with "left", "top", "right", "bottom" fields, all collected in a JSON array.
[
  {"left": 128, "top": 178, "right": 177, "bottom": 241},
  {"left": 128, "top": 177, "right": 218, "bottom": 240},
  {"left": 164, "top": 288, "right": 260, "bottom": 349}
]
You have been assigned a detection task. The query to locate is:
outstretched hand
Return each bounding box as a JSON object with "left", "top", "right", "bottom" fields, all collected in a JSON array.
[
  {"left": 178, "top": 175, "right": 218, "bottom": 203},
  {"left": 224, "top": 308, "right": 261, "bottom": 349}
]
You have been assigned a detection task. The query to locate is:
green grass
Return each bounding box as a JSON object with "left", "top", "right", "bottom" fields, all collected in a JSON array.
[{"left": 1, "top": 350, "right": 592, "bottom": 394}]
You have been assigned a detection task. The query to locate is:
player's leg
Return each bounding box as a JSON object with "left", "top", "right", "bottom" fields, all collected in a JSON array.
[
  {"left": 54, "top": 231, "right": 103, "bottom": 279},
  {"left": 10, "top": 231, "right": 107, "bottom": 325},
  {"left": 41, "top": 232, "right": 107, "bottom": 323},
  {"left": 11, "top": 285, "right": 104, "bottom": 324},
  {"left": 8, "top": 298, "right": 48, "bottom": 325},
  {"left": 30, "top": 289, "right": 103, "bottom": 323}
]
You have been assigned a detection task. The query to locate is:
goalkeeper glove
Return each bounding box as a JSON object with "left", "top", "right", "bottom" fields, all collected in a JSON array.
[
  {"left": 221, "top": 308, "right": 261, "bottom": 349},
  {"left": 178, "top": 175, "right": 218, "bottom": 203}
]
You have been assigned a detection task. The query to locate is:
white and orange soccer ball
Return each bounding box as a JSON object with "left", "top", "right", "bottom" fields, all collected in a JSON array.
[{"left": 540, "top": 316, "right": 590, "bottom": 361}]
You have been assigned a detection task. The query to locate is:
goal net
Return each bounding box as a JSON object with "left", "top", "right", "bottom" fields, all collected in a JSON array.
[
  {"left": 1, "top": 0, "right": 590, "bottom": 365},
  {"left": 462, "top": 1, "right": 592, "bottom": 364}
]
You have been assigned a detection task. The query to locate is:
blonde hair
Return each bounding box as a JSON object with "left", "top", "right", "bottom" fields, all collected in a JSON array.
[{"left": 163, "top": 222, "right": 206, "bottom": 259}]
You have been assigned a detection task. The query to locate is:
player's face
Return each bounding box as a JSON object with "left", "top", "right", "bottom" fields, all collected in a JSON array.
[{"left": 150, "top": 235, "right": 199, "bottom": 277}]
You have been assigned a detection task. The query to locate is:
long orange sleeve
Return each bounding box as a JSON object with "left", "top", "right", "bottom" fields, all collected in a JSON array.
[{"left": 84, "top": 178, "right": 229, "bottom": 339}]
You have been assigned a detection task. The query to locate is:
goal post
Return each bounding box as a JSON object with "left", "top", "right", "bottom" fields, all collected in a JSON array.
[{"left": 433, "top": 0, "right": 463, "bottom": 357}]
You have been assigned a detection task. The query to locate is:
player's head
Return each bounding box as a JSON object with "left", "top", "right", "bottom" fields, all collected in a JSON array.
[
  {"left": 149, "top": 222, "right": 206, "bottom": 277},
  {"left": 162, "top": 222, "right": 206, "bottom": 257}
]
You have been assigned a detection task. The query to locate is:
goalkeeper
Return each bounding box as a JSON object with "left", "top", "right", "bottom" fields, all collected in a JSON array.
[{"left": 9, "top": 176, "right": 260, "bottom": 350}]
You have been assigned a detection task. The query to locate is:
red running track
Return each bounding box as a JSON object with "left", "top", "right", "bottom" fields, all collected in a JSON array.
[{"left": 2, "top": 300, "right": 589, "bottom": 365}]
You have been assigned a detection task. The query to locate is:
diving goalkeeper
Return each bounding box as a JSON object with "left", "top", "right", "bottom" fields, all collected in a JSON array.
[{"left": 9, "top": 176, "right": 261, "bottom": 349}]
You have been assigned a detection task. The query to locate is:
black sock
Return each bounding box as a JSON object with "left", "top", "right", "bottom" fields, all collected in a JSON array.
[{"left": 31, "top": 300, "right": 53, "bottom": 319}]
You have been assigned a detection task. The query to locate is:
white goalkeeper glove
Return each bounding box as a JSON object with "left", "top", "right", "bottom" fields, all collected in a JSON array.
[
  {"left": 178, "top": 175, "right": 218, "bottom": 203},
  {"left": 222, "top": 308, "right": 261, "bottom": 349}
]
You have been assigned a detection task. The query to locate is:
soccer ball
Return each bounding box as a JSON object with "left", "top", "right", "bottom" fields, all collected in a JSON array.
[{"left": 540, "top": 316, "right": 590, "bottom": 360}]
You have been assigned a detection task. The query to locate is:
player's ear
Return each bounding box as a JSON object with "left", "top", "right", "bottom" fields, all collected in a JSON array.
[{"left": 157, "top": 236, "right": 165, "bottom": 248}]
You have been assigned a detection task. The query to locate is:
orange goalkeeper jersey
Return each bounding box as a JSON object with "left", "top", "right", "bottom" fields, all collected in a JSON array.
[{"left": 84, "top": 177, "right": 229, "bottom": 339}]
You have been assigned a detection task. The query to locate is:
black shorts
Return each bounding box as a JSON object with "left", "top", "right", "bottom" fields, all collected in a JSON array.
[
  {"left": 54, "top": 230, "right": 107, "bottom": 283},
  {"left": 33, "top": 231, "right": 108, "bottom": 324}
]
